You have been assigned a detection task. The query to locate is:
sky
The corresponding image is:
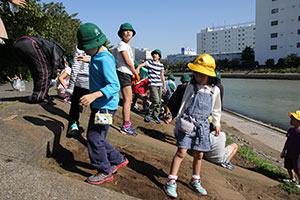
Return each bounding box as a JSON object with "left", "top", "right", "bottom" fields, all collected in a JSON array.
[{"left": 44, "top": 0, "right": 255, "bottom": 58}]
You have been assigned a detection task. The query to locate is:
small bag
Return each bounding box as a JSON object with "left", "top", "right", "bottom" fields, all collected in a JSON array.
[
  {"left": 94, "top": 110, "right": 113, "bottom": 125},
  {"left": 177, "top": 114, "right": 195, "bottom": 135}
]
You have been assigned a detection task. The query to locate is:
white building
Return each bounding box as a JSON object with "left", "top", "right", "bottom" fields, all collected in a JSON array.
[
  {"left": 255, "top": 0, "right": 300, "bottom": 65},
  {"left": 167, "top": 47, "right": 198, "bottom": 64},
  {"left": 196, "top": 23, "right": 255, "bottom": 57},
  {"left": 134, "top": 48, "right": 152, "bottom": 63}
]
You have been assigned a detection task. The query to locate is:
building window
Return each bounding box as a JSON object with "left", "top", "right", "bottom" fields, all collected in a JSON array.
[
  {"left": 272, "top": 0, "right": 277, "bottom": 1},
  {"left": 271, "top": 20, "right": 278, "bottom": 26},
  {"left": 270, "top": 45, "right": 277, "bottom": 50},
  {"left": 298, "top": 29, "right": 300, "bottom": 35},
  {"left": 298, "top": 16, "right": 300, "bottom": 21},
  {"left": 271, "top": 8, "right": 279, "bottom": 14},
  {"left": 270, "top": 33, "right": 278, "bottom": 38},
  {"left": 297, "top": 43, "right": 300, "bottom": 48}
]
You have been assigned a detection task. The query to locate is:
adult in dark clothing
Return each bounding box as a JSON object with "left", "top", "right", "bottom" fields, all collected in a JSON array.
[{"left": 13, "top": 36, "right": 65, "bottom": 103}]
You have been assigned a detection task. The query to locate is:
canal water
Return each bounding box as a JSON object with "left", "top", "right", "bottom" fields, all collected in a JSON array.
[{"left": 174, "top": 77, "right": 300, "bottom": 131}]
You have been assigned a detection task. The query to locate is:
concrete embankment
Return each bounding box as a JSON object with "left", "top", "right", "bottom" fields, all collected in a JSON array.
[{"left": 170, "top": 72, "right": 300, "bottom": 80}]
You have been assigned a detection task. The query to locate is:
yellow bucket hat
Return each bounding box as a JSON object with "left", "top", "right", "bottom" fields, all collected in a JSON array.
[
  {"left": 187, "top": 54, "right": 216, "bottom": 77},
  {"left": 289, "top": 111, "right": 300, "bottom": 121}
]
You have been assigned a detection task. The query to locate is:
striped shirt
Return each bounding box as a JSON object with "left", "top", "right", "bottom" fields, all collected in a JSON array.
[{"left": 145, "top": 60, "right": 164, "bottom": 87}]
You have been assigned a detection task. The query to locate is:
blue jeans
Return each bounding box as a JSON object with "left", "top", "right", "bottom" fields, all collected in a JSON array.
[{"left": 87, "top": 108, "right": 123, "bottom": 174}]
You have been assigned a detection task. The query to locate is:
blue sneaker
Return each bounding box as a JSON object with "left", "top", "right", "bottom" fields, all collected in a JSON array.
[
  {"left": 189, "top": 179, "right": 207, "bottom": 195},
  {"left": 144, "top": 115, "right": 151, "bottom": 122},
  {"left": 221, "top": 160, "right": 235, "bottom": 170},
  {"left": 120, "top": 126, "right": 138, "bottom": 136},
  {"left": 163, "top": 179, "right": 177, "bottom": 198},
  {"left": 67, "top": 122, "right": 79, "bottom": 137},
  {"left": 154, "top": 116, "right": 161, "bottom": 124}
]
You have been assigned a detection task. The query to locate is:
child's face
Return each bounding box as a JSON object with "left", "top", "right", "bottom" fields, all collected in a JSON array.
[
  {"left": 152, "top": 53, "right": 160, "bottom": 61},
  {"left": 85, "top": 47, "right": 98, "bottom": 56},
  {"left": 290, "top": 117, "right": 300, "bottom": 127},
  {"left": 193, "top": 72, "right": 208, "bottom": 85},
  {"left": 121, "top": 30, "right": 133, "bottom": 42}
]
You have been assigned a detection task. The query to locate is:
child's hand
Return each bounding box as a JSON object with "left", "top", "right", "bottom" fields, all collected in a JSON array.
[
  {"left": 280, "top": 151, "right": 286, "bottom": 158},
  {"left": 80, "top": 93, "right": 97, "bottom": 106},
  {"left": 215, "top": 126, "right": 221, "bottom": 136},
  {"left": 77, "top": 56, "right": 90, "bottom": 63}
]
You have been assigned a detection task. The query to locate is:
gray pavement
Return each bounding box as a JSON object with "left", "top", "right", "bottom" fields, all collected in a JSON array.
[
  {"left": 0, "top": 82, "right": 139, "bottom": 200},
  {"left": 222, "top": 110, "right": 286, "bottom": 153}
]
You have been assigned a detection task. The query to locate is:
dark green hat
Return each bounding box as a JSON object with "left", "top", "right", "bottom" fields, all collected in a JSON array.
[
  {"left": 180, "top": 73, "right": 190, "bottom": 83},
  {"left": 134, "top": 60, "right": 139, "bottom": 68},
  {"left": 77, "top": 23, "right": 106, "bottom": 50},
  {"left": 168, "top": 83, "right": 176, "bottom": 92},
  {"left": 168, "top": 74, "right": 175, "bottom": 80},
  {"left": 118, "top": 23, "right": 136, "bottom": 38},
  {"left": 215, "top": 70, "right": 221, "bottom": 80},
  {"left": 151, "top": 49, "right": 162, "bottom": 58}
]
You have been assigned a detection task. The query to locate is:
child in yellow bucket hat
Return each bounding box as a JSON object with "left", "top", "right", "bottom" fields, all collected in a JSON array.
[
  {"left": 164, "top": 54, "right": 222, "bottom": 198},
  {"left": 280, "top": 110, "right": 300, "bottom": 188}
]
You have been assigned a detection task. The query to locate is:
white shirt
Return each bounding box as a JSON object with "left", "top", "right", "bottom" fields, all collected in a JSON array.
[
  {"left": 115, "top": 41, "right": 134, "bottom": 75},
  {"left": 205, "top": 131, "right": 227, "bottom": 164}
]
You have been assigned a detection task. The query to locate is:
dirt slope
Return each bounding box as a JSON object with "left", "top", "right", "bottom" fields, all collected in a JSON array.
[{"left": 41, "top": 105, "right": 298, "bottom": 200}]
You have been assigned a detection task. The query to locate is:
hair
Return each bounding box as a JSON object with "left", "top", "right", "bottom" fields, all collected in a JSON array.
[{"left": 190, "top": 75, "right": 218, "bottom": 86}]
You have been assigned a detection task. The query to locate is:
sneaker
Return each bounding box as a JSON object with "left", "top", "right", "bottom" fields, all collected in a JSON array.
[
  {"left": 132, "top": 104, "right": 139, "bottom": 110},
  {"left": 283, "top": 178, "right": 296, "bottom": 183},
  {"left": 64, "top": 96, "right": 71, "bottom": 104},
  {"left": 163, "top": 179, "right": 177, "bottom": 198},
  {"left": 67, "top": 122, "right": 79, "bottom": 136},
  {"left": 189, "top": 179, "right": 207, "bottom": 195},
  {"left": 296, "top": 183, "right": 300, "bottom": 188},
  {"left": 111, "top": 157, "right": 129, "bottom": 174},
  {"left": 221, "top": 160, "right": 235, "bottom": 170},
  {"left": 86, "top": 172, "right": 114, "bottom": 185},
  {"left": 144, "top": 115, "right": 151, "bottom": 122},
  {"left": 154, "top": 116, "right": 161, "bottom": 124},
  {"left": 165, "top": 119, "right": 171, "bottom": 124},
  {"left": 120, "top": 126, "right": 138, "bottom": 136}
]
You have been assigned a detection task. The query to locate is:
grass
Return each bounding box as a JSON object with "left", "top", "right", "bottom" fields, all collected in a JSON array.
[{"left": 226, "top": 137, "right": 300, "bottom": 195}]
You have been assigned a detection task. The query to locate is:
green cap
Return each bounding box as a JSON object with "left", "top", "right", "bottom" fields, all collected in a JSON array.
[
  {"left": 118, "top": 23, "right": 136, "bottom": 38},
  {"left": 168, "top": 83, "right": 176, "bottom": 92},
  {"left": 168, "top": 74, "right": 175, "bottom": 80},
  {"left": 151, "top": 49, "right": 162, "bottom": 58},
  {"left": 77, "top": 23, "right": 106, "bottom": 50},
  {"left": 180, "top": 74, "right": 190, "bottom": 83},
  {"left": 216, "top": 70, "right": 221, "bottom": 80},
  {"left": 134, "top": 60, "right": 139, "bottom": 68}
]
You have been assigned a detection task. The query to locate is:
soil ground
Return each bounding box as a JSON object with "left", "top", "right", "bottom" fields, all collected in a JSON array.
[{"left": 41, "top": 102, "right": 299, "bottom": 200}]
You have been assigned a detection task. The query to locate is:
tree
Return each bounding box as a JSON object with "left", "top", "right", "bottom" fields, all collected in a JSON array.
[
  {"left": 283, "top": 54, "right": 300, "bottom": 68},
  {"left": 241, "top": 46, "right": 255, "bottom": 69},
  {"left": 265, "top": 58, "right": 275, "bottom": 68}
]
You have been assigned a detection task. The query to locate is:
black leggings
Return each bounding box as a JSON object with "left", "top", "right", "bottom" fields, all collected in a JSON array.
[{"left": 68, "top": 86, "right": 89, "bottom": 125}]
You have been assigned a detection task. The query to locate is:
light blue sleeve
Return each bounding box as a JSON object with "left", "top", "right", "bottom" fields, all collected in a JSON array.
[{"left": 98, "top": 58, "right": 120, "bottom": 99}]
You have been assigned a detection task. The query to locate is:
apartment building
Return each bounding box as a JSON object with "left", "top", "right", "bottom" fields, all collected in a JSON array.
[{"left": 255, "top": 0, "right": 300, "bottom": 64}]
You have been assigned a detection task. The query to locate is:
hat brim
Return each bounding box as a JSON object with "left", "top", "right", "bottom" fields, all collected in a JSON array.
[
  {"left": 187, "top": 63, "right": 216, "bottom": 77},
  {"left": 78, "top": 35, "right": 106, "bottom": 51},
  {"left": 289, "top": 112, "right": 300, "bottom": 121}
]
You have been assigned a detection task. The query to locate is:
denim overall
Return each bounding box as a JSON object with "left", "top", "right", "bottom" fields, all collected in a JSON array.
[{"left": 177, "top": 84, "right": 214, "bottom": 151}]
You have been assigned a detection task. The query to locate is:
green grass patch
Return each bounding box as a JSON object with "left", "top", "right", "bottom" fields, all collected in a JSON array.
[{"left": 237, "top": 146, "right": 300, "bottom": 194}]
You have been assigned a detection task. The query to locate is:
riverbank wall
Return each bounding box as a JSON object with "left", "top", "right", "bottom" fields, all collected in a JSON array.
[{"left": 170, "top": 72, "right": 300, "bottom": 80}]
